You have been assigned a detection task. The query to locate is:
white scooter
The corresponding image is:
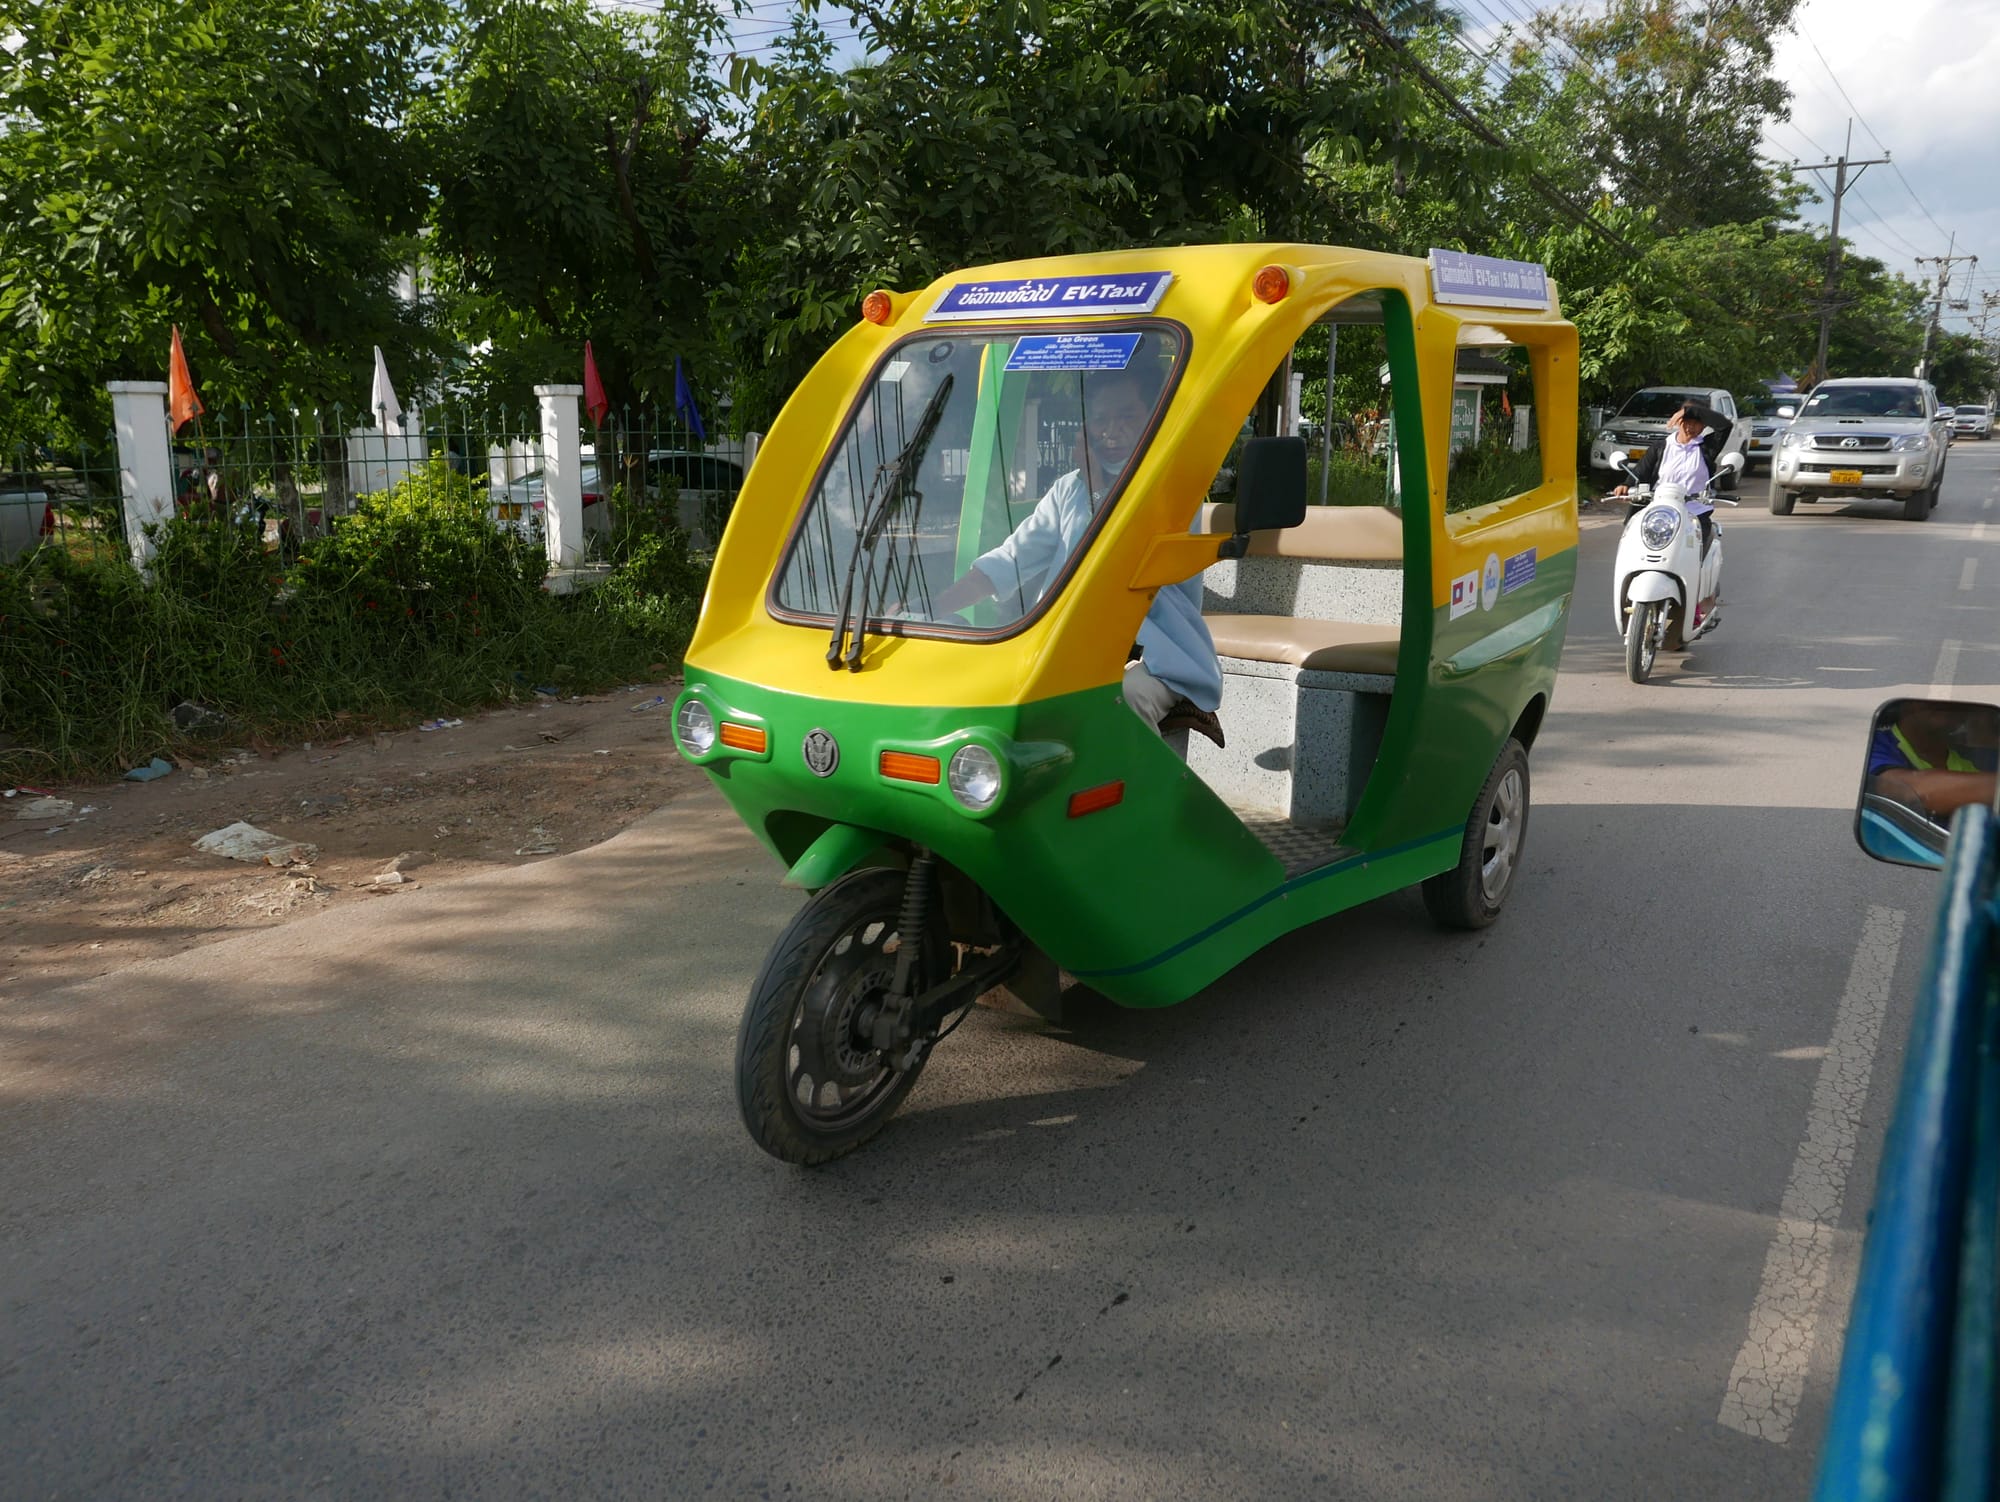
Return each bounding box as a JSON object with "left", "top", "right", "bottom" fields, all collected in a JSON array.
[{"left": 1611, "top": 450, "right": 1743, "bottom": 683}]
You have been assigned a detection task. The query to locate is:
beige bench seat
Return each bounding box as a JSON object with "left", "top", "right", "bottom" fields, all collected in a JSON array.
[{"left": 1204, "top": 616, "right": 1401, "bottom": 677}]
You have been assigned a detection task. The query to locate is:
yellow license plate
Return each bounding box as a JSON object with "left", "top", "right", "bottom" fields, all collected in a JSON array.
[
  {"left": 499, "top": 503, "right": 523, "bottom": 519},
  {"left": 1829, "top": 468, "right": 1864, "bottom": 485},
  {"left": 1627, "top": 448, "right": 1647, "bottom": 460}
]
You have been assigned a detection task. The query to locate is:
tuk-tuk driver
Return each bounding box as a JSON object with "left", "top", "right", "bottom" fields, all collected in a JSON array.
[
  {"left": 1869, "top": 701, "right": 1999, "bottom": 822},
  {"left": 933, "top": 367, "right": 1226, "bottom": 746}
]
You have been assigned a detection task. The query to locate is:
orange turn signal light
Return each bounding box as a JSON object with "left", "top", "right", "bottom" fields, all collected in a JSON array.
[
  {"left": 1252, "top": 265, "right": 1291, "bottom": 304},
  {"left": 879, "top": 750, "right": 942, "bottom": 785},
  {"left": 1067, "top": 780, "right": 1126, "bottom": 818},
  {"left": 861, "top": 289, "right": 894, "bottom": 325},
  {"left": 719, "top": 722, "right": 768, "bottom": 753}
]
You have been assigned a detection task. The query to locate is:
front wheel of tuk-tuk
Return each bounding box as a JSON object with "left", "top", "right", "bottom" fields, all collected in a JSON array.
[
  {"left": 1422, "top": 739, "right": 1530, "bottom": 931},
  {"left": 735, "top": 867, "right": 947, "bottom": 1166}
]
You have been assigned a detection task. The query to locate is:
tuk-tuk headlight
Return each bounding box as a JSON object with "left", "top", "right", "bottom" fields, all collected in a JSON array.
[
  {"left": 1640, "top": 506, "right": 1679, "bottom": 551},
  {"left": 947, "top": 745, "right": 1003, "bottom": 811},
  {"left": 676, "top": 698, "right": 716, "bottom": 755}
]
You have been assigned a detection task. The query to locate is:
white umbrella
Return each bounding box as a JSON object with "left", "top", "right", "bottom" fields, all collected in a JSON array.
[{"left": 370, "top": 346, "right": 404, "bottom": 435}]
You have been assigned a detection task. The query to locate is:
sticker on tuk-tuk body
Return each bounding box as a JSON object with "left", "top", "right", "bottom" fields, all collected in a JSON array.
[
  {"left": 926, "top": 272, "right": 1174, "bottom": 322},
  {"left": 1450, "top": 569, "right": 1480, "bottom": 619},
  {"left": 1480, "top": 553, "right": 1503, "bottom": 610},
  {"left": 1002, "top": 333, "right": 1143, "bottom": 373},
  {"left": 1502, "top": 547, "right": 1537, "bottom": 595}
]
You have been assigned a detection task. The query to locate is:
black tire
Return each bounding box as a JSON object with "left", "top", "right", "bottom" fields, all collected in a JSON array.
[
  {"left": 1903, "top": 486, "right": 1930, "bottom": 521},
  {"left": 735, "top": 866, "right": 946, "bottom": 1166},
  {"left": 1624, "top": 599, "right": 1659, "bottom": 684},
  {"left": 1423, "top": 738, "right": 1530, "bottom": 931},
  {"left": 1770, "top": 487, "right": 1796, "bottom": 515}
]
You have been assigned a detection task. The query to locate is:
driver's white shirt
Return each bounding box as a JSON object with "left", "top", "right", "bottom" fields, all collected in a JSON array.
[
  {"left": 972, "top": 468, "right": 1222, "bottom": 711},
  {"left": 1658, "top": 430, "right": 1710, "bottom": 492}
]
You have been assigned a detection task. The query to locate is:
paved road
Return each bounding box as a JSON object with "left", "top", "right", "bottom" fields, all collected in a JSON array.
[{"left": 6, "top": 444, "right": 2000, "bottom": 1500}]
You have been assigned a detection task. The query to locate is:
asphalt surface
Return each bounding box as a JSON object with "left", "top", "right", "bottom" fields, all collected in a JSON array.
[{"left": 6, "top": 444, "right": 2000, "bottom": 1500}]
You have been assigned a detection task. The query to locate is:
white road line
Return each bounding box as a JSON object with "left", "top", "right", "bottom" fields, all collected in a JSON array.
[
  {"left": 1718, "top": 905, "right": 1907, "bottom": 1444},
  {"left": 1974, "top": 522, "right": 1990, "bottom": 542},
  {"left": 1987, "top": 495, "right": 1996, "bottom": 513},
  {"left": 1933, "top": 640, "right": 1962, "bottom": 697},
  {"left": 1963, "top": 557, "right": 1980, "bottom": 592}
]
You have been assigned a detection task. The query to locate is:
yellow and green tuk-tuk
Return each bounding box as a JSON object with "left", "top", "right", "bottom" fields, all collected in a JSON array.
[{"left": 673, "top": 243, "right": 1580, "bottom": 1162}]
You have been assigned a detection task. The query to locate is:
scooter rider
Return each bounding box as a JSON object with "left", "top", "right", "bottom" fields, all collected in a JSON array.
[{"left": 1612, "top": 400, "right": 1732, "bottom": 548}]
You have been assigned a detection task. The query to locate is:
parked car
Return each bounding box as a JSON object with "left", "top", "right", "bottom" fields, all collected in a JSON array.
[
  {"left": 1738, "top": 391, "right": 1800, "bottom": 472},
  {"left": 1771, "top": 376, "right": 1951, "bottom": 520},
  {"left": 1952, "top": 402, "right": 1993, "bottom": 439},
  {"left": 1589, "top": 385, "right": 1746, "bottom": 476},
  {"left": 490, "top": 463, "right": 612, "bottom": 541},
  {"left": 0, "top": 480, "right": 52, "bottom": 563},
  {"left": 638, "top": 450, "right": 744, "bottom": 548}
]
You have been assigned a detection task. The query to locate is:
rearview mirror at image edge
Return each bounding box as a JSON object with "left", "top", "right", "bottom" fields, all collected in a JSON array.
[{"left": 1855, "top": 698, "right": 2000, "bottom": 869}]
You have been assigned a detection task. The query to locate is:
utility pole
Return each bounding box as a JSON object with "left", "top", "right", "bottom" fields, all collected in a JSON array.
[
  {"left": 1798, "top": 122, "right": 1892, "bottom": 383},
  {"left": 1916, "top": 235, "right": 1978, "bottom": 382}
]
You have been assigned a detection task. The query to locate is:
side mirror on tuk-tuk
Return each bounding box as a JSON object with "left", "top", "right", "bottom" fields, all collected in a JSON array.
[
  {"left": 1854, "top": 697, "right": 2000, "bottom": 869},
  {"left": 1218, "top": 436, "right": 1308, "bottom": 559}
]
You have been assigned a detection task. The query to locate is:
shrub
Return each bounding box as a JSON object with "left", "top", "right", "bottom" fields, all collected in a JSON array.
[{"left": 0, "top": 459, "right": 707, "bottom": 781}]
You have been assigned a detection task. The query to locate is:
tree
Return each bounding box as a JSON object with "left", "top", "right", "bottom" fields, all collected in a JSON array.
[
  {"left": 0, "top": 0, "right": 445, "bottom": 438},
  {"left": 1539, "top": 0, "right": 1801, "bottom": 232},
  {"left": 416, "top": 0, "right": 746, "bottom": 420},
  {"left": 716, "top": 0, "right": 1472, "bottom": 425}
]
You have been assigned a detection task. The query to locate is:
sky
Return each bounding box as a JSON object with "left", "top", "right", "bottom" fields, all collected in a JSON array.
[{"left": 1766, "top": 0, "right": 2000, "bottom": 337}]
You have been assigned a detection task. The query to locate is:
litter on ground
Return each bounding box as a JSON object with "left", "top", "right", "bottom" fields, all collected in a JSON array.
[
  {"left": 13, "top": 797, "right": 75, "bottom": 821},
  {"left": 124, "top": 757, "right": 175, "bottom": 782},
  {"left": 193, "top": 821, "right": 319, "bottom": 867}
]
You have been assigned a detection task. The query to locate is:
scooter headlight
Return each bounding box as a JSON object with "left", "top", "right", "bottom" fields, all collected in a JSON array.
[
  {"left": 947, "top": 744, "right": 1003, "bottom": 811},
  {"left": 675, "top": 698, "right": 716, "bottom": 755},
  {"left": 1640, "top": 506, "right": 1680, "bottom": 551}
]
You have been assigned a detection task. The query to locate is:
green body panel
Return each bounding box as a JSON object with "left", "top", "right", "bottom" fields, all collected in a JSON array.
[{"left": 784, "top": 821, "right": 889, "bottom": 889}]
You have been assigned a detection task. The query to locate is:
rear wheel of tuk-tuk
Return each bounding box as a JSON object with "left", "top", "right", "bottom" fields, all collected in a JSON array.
[
  {"left": 1422, "top": 739, "right": 1530, "bottom": 931},
  {"left": 734, "top": 866, "right": 948, "bottom": 1165}
]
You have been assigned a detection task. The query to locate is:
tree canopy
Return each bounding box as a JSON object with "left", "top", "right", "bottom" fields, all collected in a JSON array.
[{"left": 1, "top": 0, "right": 1991, "bottom": 444}]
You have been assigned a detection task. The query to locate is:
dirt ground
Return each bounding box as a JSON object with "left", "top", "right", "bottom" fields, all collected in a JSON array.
[{"left": 0, "top": 682, "right": 709, "bottom": 1005}]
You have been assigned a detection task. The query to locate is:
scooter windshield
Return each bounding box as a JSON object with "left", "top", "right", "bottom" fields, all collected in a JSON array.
[{"left": 772, "top": 325, "right": 1184, "bottom": 637}]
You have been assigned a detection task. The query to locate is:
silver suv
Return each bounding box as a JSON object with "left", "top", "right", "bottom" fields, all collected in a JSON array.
[
  {"left": 1590, "top": 385, "right": 1744, "bottom": 476},
  {"left": 1772, "top": 377, "right": 1951, "bottom": 520}
]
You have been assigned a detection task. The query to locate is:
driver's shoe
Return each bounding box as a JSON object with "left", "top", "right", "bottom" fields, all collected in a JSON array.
[{"left": 1159, "top": 697, "right": 1225, "bottom": 748}]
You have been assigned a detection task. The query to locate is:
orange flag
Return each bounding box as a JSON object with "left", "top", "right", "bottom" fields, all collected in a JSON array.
[{"left": 168, "top": 326, "right": 205, "bottom": 432}]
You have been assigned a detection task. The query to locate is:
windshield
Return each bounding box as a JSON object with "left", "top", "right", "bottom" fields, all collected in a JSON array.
[
  {"left": 1618, "top": 390, "right": 1704, "bottom": 419},
  {"left": 773, "top": 326, "right": 1184, "bottom": 635},
  {"left": 1802, "top": 385, "right": 1926, "bottom": 418}
]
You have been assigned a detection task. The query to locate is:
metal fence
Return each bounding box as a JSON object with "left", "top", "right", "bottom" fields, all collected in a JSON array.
[
  {"left": 2, "top": 431, "right": 127, "bottom": 568},
  {"left": 2, "top": 396, "right": 753, "bottom": 572}
]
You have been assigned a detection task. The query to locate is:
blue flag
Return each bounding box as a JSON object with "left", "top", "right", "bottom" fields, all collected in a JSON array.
[{"left": 674, "top": 356, "right": 707, "bottom": 443}]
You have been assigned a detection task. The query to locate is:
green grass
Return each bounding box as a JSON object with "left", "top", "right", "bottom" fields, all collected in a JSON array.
[{"left": 0, "top": 460, "right": 707, "bottom": 782}]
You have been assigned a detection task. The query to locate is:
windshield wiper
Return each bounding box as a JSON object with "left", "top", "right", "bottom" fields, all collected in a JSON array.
[{"left": 826, "top": 372, "right": 954, "bottom": 671}]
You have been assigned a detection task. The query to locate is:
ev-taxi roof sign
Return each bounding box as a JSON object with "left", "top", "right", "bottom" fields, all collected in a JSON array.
[
  {"left": 1427, "top": 249, "right": 1551, "bottom": 311},
  {"left": 926, "top": 271, "right": 1175, "bottom": 323}
]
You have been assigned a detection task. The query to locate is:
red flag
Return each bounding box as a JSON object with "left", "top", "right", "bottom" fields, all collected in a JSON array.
[
  {"left": 169, "top": 326, "right": 205, "bottom": 433},
  {"left": 582, "top": 340, "right": 610, "bottom": 428},
  {"left": 1500, "top": 389, "right": 1513, "bottom": 418}
]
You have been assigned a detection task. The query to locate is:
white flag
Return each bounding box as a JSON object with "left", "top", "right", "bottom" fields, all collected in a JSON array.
[{"left": 370, "top": 345, "right": 403, "bottom": 435}]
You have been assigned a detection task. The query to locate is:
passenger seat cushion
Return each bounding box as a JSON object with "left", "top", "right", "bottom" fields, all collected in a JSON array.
[{"left": 1205, "top": 616, "right": 1401, "bottom": 676}]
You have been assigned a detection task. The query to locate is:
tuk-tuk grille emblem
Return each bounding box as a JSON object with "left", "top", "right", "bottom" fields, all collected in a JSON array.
[{"left": 802, "top": 729, "right": 839, "bottom": 777}]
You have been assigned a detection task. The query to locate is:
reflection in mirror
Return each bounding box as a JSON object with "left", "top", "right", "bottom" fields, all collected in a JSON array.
[{"left": 1855, "top": 697, "right": 2000, "bottom": 868}]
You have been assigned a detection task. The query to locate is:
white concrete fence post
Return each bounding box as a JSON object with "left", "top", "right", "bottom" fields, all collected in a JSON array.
[
  {"left": 535, "top": 384, "right": 584, "bottom": 569},
  {"left": 107, "top": 380, "right": 175, "bottom": 572}
]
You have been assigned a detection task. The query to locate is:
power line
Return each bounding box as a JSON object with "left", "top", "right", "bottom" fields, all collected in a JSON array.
[{"left": 1797, "top": 27, "right": 1955, "bottom": 247}]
